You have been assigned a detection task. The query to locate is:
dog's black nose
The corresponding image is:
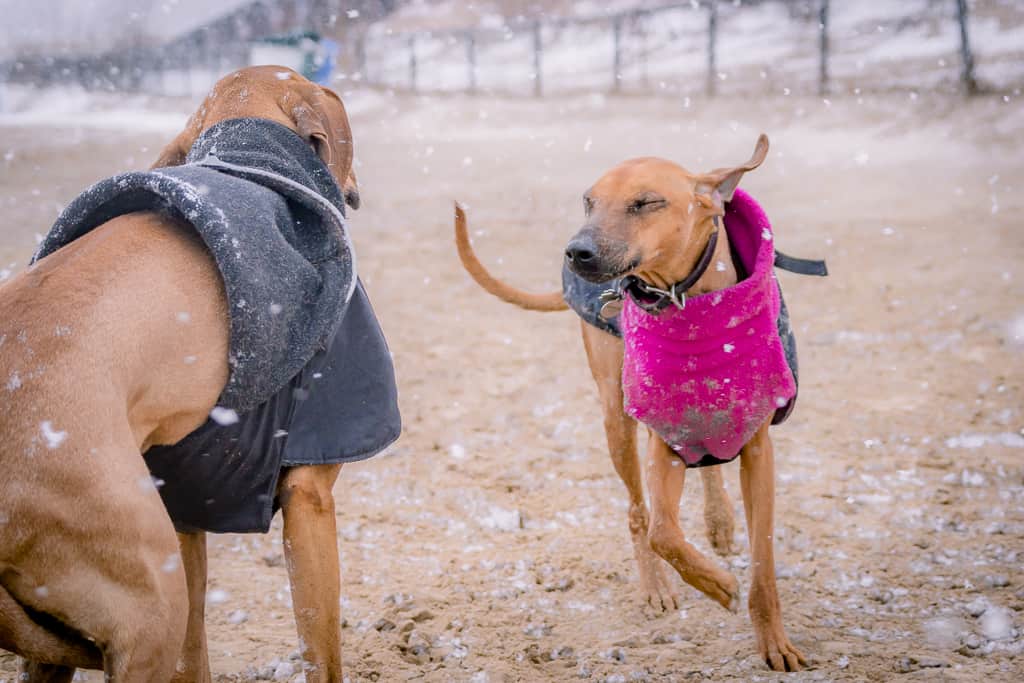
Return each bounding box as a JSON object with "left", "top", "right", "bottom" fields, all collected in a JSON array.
[{"left": 565, "top": 237, "right": 597, "bottom": 265}]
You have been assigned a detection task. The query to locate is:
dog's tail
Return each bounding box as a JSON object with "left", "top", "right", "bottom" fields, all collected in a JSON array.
[{"left": 454, "top": 202, "right": 568, "bottom": 312}]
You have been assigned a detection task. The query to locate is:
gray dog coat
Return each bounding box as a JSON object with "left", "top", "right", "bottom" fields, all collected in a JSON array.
[{"left": 33, "top": 118, "right": 401, "bottom": 532}]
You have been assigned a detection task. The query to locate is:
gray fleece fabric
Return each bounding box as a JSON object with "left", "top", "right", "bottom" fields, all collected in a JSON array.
[{"left": 33, "top": 117, "right": 355, "bottom": 412}]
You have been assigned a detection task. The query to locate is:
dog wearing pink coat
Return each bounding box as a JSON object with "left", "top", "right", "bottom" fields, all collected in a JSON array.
[{"left": 454, "top": 135, "right": 827, "bottom": 671}]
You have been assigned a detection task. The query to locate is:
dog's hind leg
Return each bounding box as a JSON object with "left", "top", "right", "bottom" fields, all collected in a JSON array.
[
  {"left": 739, "top": 423, "right": 805, "bottom": 672},
  {"left": 171, "top": 532, "right": 211, "bottom": 683},
  {"left": 0, "top": 581, "right": 100, "bottom": 671},
  {"left": 700, "top": 466, "right": 736, "bottom": 556},
  {"left": 17, "top": 442, "right": 187, "bottom": 682},
  {"left": 85, "top": 528, "right": 189, "bottom": 682},
  {"left": 581, "top": 322, "right": 678, "bottom": 612},
  {"left": 645, "top": 437, "right": 740, "bottom": 611},
  {"left": 279, "top": 463, "right": 344, "bottom": 683}
]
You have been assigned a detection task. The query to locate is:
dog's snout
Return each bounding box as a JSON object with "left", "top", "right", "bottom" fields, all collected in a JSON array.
[
  {"left": 565, "top": 236, "right": 598, "bottom": 265},
  {"left": 564, "top": 229, "right": 633, "bottom": 283}
]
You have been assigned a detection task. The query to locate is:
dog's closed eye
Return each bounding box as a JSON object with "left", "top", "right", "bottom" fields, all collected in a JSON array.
[{"left": 627, "top": 194, "right": 667, "bottom": 214}]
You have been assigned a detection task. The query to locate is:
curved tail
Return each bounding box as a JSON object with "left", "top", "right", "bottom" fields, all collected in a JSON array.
[{"left": 453, "top": 202, "right": 568, "bottom": 312}]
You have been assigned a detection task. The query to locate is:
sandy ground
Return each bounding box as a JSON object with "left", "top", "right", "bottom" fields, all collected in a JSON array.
[{"left": 1, "top": 89, "right": 1023, "bottom": 682}]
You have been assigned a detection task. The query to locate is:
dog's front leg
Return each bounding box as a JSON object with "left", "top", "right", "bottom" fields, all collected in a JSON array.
[
  {"left": 645, "top": 437, "right": 740, "bottom": 610},
  {"left": 739, "top": 423, "right": 805, "bottom": 672},
  {"left": 172, "top": 531, "right": 211, "bottom": 683},
  {"left": 279, "top": 464, "right": 344, "bottom": 683},
  {"left": 581, "top": 323, "right": 678, "bottom": 611}
]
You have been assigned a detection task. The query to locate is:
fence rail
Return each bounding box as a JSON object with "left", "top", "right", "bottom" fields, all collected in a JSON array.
[
  {"left": 357, "top": 0, "right": 994, "bottom": 97},
  {"left": 0, "top": 0, "right": 1007, "bottom": 100}
]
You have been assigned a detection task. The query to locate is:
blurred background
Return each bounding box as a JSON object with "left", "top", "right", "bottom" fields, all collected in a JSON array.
[
  {"left": 1, "top": 0, "right": 1022, "bottom": 99},
  {"left": 1, "top": 2, "right": 1022, "bottom": 682}
]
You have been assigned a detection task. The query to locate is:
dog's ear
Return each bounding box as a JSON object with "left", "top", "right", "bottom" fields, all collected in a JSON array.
[
  {"left": 695, "top": 133, "right": 769, "bottom": 210},
  {"left": 343, "top": 167, "right": 361, "bottom": 210},
  {"left": 292, "top": 85, "right": 355, "bottom": 193}
]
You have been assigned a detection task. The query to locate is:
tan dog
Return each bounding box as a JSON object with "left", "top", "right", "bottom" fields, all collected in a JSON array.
[
  {"left": 0, "top": 66, "right": 359, "bottom": 682},
  {"left": 454, "top": 135, "right": 806, "bottom": 672}
]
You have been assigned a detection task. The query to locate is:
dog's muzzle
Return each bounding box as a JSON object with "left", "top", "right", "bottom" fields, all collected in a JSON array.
[{"left": 565, "top": 229, "right": 633, "bottom": 283}]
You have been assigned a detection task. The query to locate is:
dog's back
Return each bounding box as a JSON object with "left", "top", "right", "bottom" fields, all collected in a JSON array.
[
  {"left": 0, "top": 211, "right": 229, "bottom": 669},
  {"left": 0, "top": 211, "right": 229, "bottom": 452}
]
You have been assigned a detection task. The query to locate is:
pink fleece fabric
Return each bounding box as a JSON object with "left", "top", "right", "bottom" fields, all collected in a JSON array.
[{"left": 621, "top": 188, "right": 796, "bottom": 466}]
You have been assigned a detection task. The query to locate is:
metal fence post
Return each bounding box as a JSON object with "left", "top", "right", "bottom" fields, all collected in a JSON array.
[
  {"left": 466, "top": 30, "right": 477, "bottom": 93},
  {"left": 532, "top": 21, "right": 543, "bottom": 97},
  {"left": 612, "top": 15, "right": 623, "bottom": 93},
  {"left": 637, "top": 11, "right": 649, "bottom": 90},
  {"left": 706, "top": 0, "right": 718, "bottom": 96},
  {"left": 356, "top": 33, "right": 368, "bottom": 83},
  {"left": 818, "top": 0, "right": 830, "bottom": 96},
  {"left": 408, "top": 34, "right": 417, "bottom": 92},
  {"left": 0, "top": 61, "right": 9, "bottom": 112},
  {"left": 955, "top": 0, "right": 978, "bottom": 95}
]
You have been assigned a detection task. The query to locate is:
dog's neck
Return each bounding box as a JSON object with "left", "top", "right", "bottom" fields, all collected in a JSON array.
[
  {"left": 691, "top": 217, "right": 738, "bottom": 294},
  {"left": 634, "top": 215, "right": 738, "bottom": 296}
]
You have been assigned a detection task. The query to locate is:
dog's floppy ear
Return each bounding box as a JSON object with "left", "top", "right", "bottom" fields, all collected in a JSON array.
[
  {"left": 695, "top": 133, "right": 769, "bottom": 210},
  {"left": 292, "top": 85, "right": 355, "bottom": 195},
  {"left": 343, "top": 167, "right": 361, "bottom": 210}
]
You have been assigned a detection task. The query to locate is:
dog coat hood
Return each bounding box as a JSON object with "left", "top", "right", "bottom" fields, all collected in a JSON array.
[
  {"left": 620, "top": 188, "right": 797, "bottom": 466},
  {"left": 33, "top": 117, "right": 355, "bottom": 412}
]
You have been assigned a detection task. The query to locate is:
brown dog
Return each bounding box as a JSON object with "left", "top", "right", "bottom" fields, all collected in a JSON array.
[
  {"left": 0, "top": 66, "right": 358, "bottom": 682},
  {"left": 454, "top": 135, "right": 806, "bottom": 672}
]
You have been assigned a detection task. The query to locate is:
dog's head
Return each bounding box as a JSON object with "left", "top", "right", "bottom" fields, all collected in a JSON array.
[
  {"left": 152, "top": 65, "right": 360, "bottom": 210},
  {"left": 565, "top": 134, "right": 769, "bottom": 285}
]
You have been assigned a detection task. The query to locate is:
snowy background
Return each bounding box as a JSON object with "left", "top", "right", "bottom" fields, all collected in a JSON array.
[
  {"left": 1, "top": 1, "right": 1023, "bottom": 682},
  {"left": 361, "top": 0, "right": 1024, "bottom": 96}
]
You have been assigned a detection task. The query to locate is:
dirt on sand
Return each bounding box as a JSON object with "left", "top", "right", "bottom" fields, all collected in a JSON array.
[{"left": 1, "top": 89, "right": 1022, "bottom": 682}]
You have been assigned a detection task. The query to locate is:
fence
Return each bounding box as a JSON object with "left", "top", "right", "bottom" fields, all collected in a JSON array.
[
  {"left": 0, "top": 0, "right": 1015, "bottom": 100},
  {"left": 355, "top": 0, "right": 1008, "bottom": 97}
]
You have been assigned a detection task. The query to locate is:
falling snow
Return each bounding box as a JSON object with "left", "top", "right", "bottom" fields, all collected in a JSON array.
[
  {"left": 0, "top": 3, "right": 1022, "bottom": 681},
  {"left": 210, "top": 406, "right": 240, "bottom": 426}
]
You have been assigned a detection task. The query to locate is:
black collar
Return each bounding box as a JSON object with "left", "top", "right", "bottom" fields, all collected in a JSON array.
[
  {"left": 597, "top": 216, "right": 829, "bottom": 321},
  {"left": 622, "top": 218, "right": 720, "bottom": 313}
]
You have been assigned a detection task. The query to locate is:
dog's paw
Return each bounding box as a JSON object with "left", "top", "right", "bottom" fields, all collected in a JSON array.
[
  {"left": 632, "top": 534, "right": 680, "bottom": 614},
  {"left": 705, "top": 515, "right": 735, "bottom": 557},
  {"left": 638, "top": 565, "right": 679, "bottom": 614},
  {"left": 642, "top": 577, "right": 680, "bottom": 614},
  {"left": 756, "top": 626, "right": 807, "bottom": 672},
  {"left": 709, "top": 572, "right": 741, "bottom": 613},
  {"left": 637, "top": 557, "right": 679, "bottom": 613},
  {"left": 726, "top": 586, "right": 742, "bottom": 614}
]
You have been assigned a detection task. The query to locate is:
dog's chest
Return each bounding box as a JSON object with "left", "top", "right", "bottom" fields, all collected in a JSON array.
[{"left": 619, "top": 274, "right": 796, "bottom": 467}]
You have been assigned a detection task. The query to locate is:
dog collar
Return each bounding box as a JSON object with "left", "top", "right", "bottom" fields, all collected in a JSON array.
[{"left": 600, "top": 217, "right": 720, "bottom": 319}]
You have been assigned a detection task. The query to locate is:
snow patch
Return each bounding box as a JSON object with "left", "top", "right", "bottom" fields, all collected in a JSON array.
[
  {"left": 40, "top": 421, "right": 66, "bottom": 449},
  {"left": 945, "top": 432, "right": 1024, "bottom": 449},
  {"left": 479, "top": 506, "right": 522, "bottom": 531}
]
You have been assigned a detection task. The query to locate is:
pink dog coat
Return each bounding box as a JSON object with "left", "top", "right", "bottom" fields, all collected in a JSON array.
[{"left": 620, "top": 189, "right": 796, "bottom": 466}]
